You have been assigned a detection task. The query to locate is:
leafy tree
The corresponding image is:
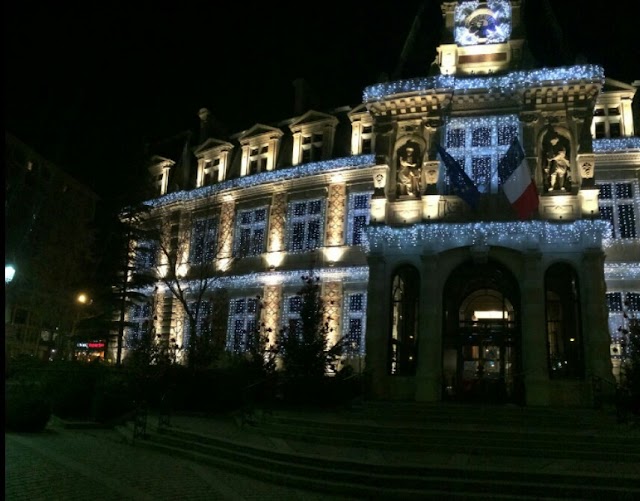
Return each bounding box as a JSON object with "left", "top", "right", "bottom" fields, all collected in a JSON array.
[
  {"left": 244, "top": 298, "right": 278, "bottom": 379},
  {"left": 278, "top": 273, "right": 344, "bottom": 380},
  {"left": 91, "top": 202, "right": 159, "bottom": 366}
]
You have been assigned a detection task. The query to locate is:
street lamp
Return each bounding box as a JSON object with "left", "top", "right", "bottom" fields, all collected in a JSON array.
[
  {"left": 5, "top": 264, "right": 16, "bottom": 284},
  {"left": 67, "top": 292, "right": 92, "bottom": 361}
]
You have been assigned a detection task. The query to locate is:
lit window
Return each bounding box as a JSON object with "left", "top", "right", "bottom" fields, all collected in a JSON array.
[
  {"left": 226, "top": 297, "right": 259, "bottom": 353},
  {"left": 183, "top": 300, "right": 212, "bottom": 350},
  {"left": 443, "top": 115, "right": 519, "bottom": 194},
  {"left": 301, "top": 133, "right": 323, "bottom": 163},
  {"left": 361, "top": 125, "right": 373, "bottom": 154},
  {"left": 189, "top": 217, "right": 218, "bottom": 264},
  {"left": 343, "top": 292, "right": 367, "bottom": 356},
  {"left": 390, "top": 266, "right": 419, "bottom": 376},
  {"left": 545, "top": 264, "right": 584, "bottom": 379},
  {"left": 282, "top": 295, "right": 303, "bottom": 340},
  {"left": 248, "top": 144, "right": 269, "bottom": 175},
  {"left": 598, "top": 181, "right": 638, "bottom": 239},
  {"left": 287, "top": 199, "right": 325, "bottom": 252},
  {"left": 606, "top": 292, "right": 623, "bottom": 313},
  {"left": 126, "top": 302, "right": 152, "bottom": 348},
  {"left": 203, "top": 158, "right": 220, "bottom": 185},
  {"left": 135, "top": 240, "right": 158, "bottom": 270},
  {"left": 234, "top": 207, "right": 268, "bottom": 257},
  {"left": 592, "top": 106, "right": 622, "bottom": 139},
  {"left": 346, "top": 192, "right": 372, "bottom": 245}
]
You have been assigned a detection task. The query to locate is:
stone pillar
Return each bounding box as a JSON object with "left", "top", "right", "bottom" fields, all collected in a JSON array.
[
  {"left": 323, "top": 281, "right": 343, "bottom": 358},
  {"left": 266, "top": 192, "right": 286, "bottom": 269},
  {"left": 521, "top": 250, "right": 550, "bottom": 406},
  {"left": 365, "top": 254, "right": 390, "bottom": 398},
  {"left": 216, "top": 199, "right": 235, "bottom": 271},
  {"left": 325, "top": 184, "right": 346, "bottom": 247},
  {"left": 415, "top": 252, "right": 442, "bottom": 402},
  {"left": 581, "top": 249, "right": 614, "bottom": 382},
  {"left": 196, "top": 158, "right": 206, "bottom": 187},
  {"left": 262, "top": 284, "right": 282, "bottom": 347}
]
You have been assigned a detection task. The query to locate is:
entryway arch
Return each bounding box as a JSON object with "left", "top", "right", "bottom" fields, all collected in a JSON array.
[{"left": 442, "top": 258, "right": 523, "bottom": 404}]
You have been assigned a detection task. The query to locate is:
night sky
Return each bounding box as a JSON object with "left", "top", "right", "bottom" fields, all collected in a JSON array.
[{"left": 6, "top": 1, "right": 640, "bottom": 206}]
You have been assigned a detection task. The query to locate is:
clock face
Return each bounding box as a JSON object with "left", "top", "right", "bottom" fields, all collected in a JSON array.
[
  {"left": 467, "top": 11, "right": 497, "bottom": 40},
  {"left": 454, "top": 1, "right": 512, "bottom": 46}
]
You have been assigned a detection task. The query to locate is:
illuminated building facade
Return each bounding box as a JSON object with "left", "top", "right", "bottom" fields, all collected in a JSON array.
[{"left": 126, "top": 1, "right": 639, "bottom": 407}]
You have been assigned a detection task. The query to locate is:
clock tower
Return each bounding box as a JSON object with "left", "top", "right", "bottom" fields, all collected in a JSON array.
[{"left": 437, "top": 0, "right": 525, "bottom": 76}]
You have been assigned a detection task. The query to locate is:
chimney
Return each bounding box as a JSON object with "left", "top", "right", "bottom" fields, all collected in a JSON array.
[
  {"left": 198, "top": 107, "right": 212, "bottom": 144},
  {"left": 292, "top": 78, "right": 310, "bottom": 115}
]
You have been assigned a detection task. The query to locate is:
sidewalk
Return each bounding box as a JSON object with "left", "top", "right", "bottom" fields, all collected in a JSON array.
[{"left": 5, "top": 418, "right": 359, "bottom": 501}]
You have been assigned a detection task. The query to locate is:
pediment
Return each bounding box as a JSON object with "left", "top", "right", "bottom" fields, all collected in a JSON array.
[
  {"left": 602, "top": 77, "right": 637, "bottom": 94},
  {"left": 347, "top": 104, "right": 372, "bottom": 120},
  {"left": 193, "top": 138, "right": 234, "bottom": 157},
  {"left": 148, "top": 155, "right": 175, "bottom": 170},
  {"left": 289, "top": 109, "right": 339, "bottom": 129},
  {"left": 238, "top": 123, "right": 284, "bottom": 143}
]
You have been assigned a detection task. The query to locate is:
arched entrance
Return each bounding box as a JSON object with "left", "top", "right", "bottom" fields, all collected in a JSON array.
[{"left": 442, "top": 259, "right": 523, "bottom": 404}]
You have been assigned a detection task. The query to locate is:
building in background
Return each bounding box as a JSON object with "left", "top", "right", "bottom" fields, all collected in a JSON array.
[
  {"left": 124, "top": 1, "right": 639, "bottom": 407},
  {"left": 5, "top": 132, "right": 99, "bottom": 361}
]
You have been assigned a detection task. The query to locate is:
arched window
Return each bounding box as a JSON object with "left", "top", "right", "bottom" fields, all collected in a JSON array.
[
  {"left": 545, "top": 263, "right": 584, "bottom": 379},
  {"left": 389, "top": 266, "right": 419, "bottom": 375}
]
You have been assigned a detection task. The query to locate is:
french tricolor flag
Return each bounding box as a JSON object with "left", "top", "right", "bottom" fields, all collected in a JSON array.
[{"left": 498, "top": 138, "right": 539, "bottom": 220}]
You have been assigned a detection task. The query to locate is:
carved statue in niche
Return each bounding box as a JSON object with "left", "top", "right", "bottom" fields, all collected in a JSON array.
[
  {"left": 540, "top": 126, "right": 572, "bottom": 192},
  {"left": 396, "top": 139, "right": 424, "bottom": 198}
]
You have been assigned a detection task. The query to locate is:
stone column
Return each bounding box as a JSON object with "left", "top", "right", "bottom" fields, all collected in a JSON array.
[
  {"left": 323, "top": 281, "right": 343, "bottom": 362},
  {"left": 520, "top": 250, "right": 550, "bottom": 406},
  {"left": 325, "top": 184, "right": 346, "bottom": 247},
  {"left": 365, "top": 254, "right": 390, "bottom": 398},
  {"left": 415, "top": 252, "right": 442, "bottom": 402},
  {"left": 266, "top": 192, "right": 286, "bottom": 269},
  {"left": 581, "top": 249, "right": 614, "bottom": 382},
  {"left": 216, "top": 199, "right": 235, "bottom": 272},
  {"left": 262, "top": 284, "right": 282, "bottom": 347}
]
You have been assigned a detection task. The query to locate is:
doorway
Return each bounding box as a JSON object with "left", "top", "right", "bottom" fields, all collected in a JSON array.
[{"left": 442, "top": 259, "right": 522, "bottom": 404}]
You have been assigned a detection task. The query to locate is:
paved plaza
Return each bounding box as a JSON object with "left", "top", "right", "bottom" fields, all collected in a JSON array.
[{"left": 5, "top": 422, "right": 357, "bottom": 501}]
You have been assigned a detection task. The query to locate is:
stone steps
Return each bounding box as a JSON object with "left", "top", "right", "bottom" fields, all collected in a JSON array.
[{"left": 115, "top": 403, "right": 640, "bottom": 499}]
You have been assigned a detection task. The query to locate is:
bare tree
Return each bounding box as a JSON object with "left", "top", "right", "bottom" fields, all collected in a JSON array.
[{"left": 142, "top": 205, "right": 230, "bottom": 370}]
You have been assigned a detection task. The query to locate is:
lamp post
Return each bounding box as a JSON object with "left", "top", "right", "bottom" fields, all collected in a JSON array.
[
  {"left": 5, "top": 264, "right": 16, "bottom": 284},
  {"left": 69, "top": 292, "right": 92, "bottom": 361},
  {"left": 5, "top": 265, "right": 16, "bottom": 322}
]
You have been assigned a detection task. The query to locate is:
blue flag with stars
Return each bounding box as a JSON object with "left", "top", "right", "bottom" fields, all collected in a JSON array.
[{"left": 437, "top": 145, "right": 480, "bottom": 210}]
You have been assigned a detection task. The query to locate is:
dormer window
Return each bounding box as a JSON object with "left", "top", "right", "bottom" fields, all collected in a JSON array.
[
  {"left": 148, "top": 156, "right": 173, "bottom": 196},
  {"left": 361, "top": 126, "right": 373, "bottom": 154},
  {"left": 249, "top": 144, "right": 269, "bottom": 175},
  {"left": 203, "top": 158, "right": 220, "bottom": 186},
  {"left": 238, "top": 124, "right": 283, "bottom": 177},
  {"left": 289, "top": 110, "right": 338, "bottom": 166},
  {"left": 348, "top": 106, "right": 374, "bottom": 155},
  {"left": 301, "top": 133, "right": 323, "bottom": 163},
  {"left": 194, "top": 139, "right": 233, "bottom": 187},
  {"left": 592, "top": 105, "right": 623, "bottom": 139}
]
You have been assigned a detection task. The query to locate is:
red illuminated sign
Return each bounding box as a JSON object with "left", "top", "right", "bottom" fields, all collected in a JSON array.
[{"left": 87, "top": 342, "right": 105, "bottom": 349}]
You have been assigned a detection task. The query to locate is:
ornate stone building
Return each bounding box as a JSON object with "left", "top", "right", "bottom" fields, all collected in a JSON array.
[{"left": 125, "top": 1, "right": 639, "bottom": 407}]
